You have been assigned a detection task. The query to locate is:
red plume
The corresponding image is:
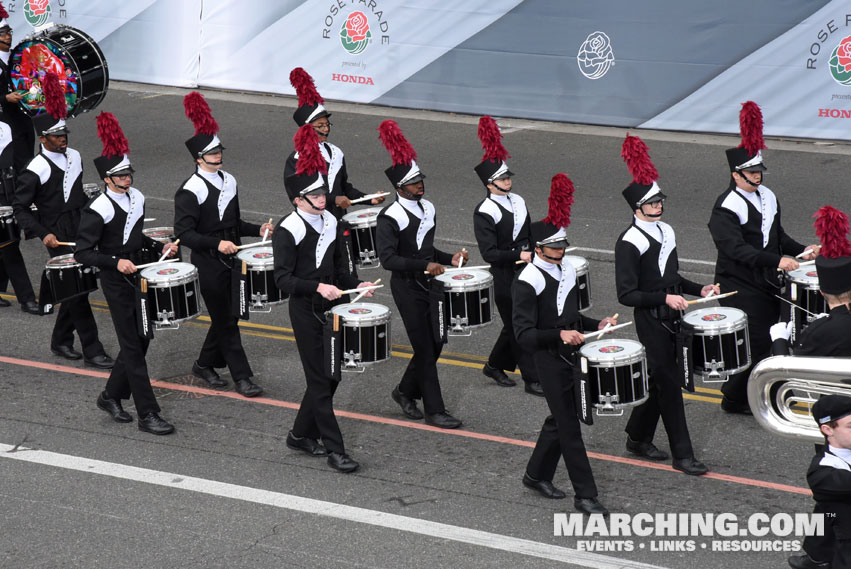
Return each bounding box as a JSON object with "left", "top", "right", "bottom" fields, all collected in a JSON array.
[
  {"left": 621, "top": 133, "right": 657, "bottom": 186},
  {"left": 542, "top": 173, "right": 575, "bottom": 228},
  {"left": 0, "top": 3, "right": 9, "bottom": 19},
  {"left": 293, "top": 124, "right": 327, "bottom": 176},
  {"left": 42, "top": 71, "right": 67, "bottom": 120},
  {"left": 289, "top": 67, "right": 324, "bottom": 107},
  {"left": 738, "top": 101, "right": 765, "bottom": 156},
  {"left": 96, "top": 112, "right": 129, "bottom": 158},
  {"left": 378, "top": 120, "right": 417, "bottom": 166},
  {"left": 183, "top": 91, "right": 219, "bottom": 136},
  {"left": 478, "top": 116, "right": 510, "bottom": 162},
  {"left": 814, "top": 206, "right": 851, "bottom": 259}
]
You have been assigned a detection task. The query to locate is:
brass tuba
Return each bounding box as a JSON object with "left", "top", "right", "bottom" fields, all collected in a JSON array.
[{"left": 748, "top": 355, "right": 851, "bottom": 443}]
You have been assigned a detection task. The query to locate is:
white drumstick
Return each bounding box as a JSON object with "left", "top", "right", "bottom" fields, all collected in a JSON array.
[
  {"left": 338, "top": 284, "right": 383, "bottom": 296},
  {"left": 704, "top": 283, "right": 719, "bottom": 299},
  {"left": 777, "top": 259, "right": 816, "bottom": 271},
  {"left": 423, "top": 264, "right": 490, "bottom": 274},
  {"left": 458, "top": 248, "right": 466, "bottom": 268},
  {"left": 796, "top": 247, "right": 819, "bottom": 259},
  {"left": 55, "top": 241, "right": 76, "bottom": 247},
  {"left": 156, "top": 239, "right": 179, "bottom": 263},
  {"left": 134, "top": 258, "right": 180, "bottom": 270},
  {"left": 686, "top": 290, "right": 739, "bottom": 305},
  {"left": 236, "top": 239, "right": 271, "bottom": 251},
  {"left": 144, "top": 218, "right": 156, "bottom": 222},
  {"left": 262, "top": 217, "right": 273, "bottom": 241},
  {"left": 349, "top": 192, "right": 391, "bottom": 205},
  {"left": 350, "top": 278, "right": 382, "bottom": 303},
  {"left": 579, "top": 321, "right": 634, "bottom": 342}
]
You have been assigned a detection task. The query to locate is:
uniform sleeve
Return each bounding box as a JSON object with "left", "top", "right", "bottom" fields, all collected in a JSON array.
[
  {"left": 432, "top": 245, "right": 455, "bottom": 266},
  {"left": 792, "top": 319, "right": 832, "bottom": 357},
  {"left": 474, "top": 209, "right": 520, "bottom": 265},
  {"left": 339, "top": 158, "right": 365, "bottom": 201},
  {"left": 174, "top": 188, "right": 220, "bottom": 251},
  {"left": 614, "top": 238, "right": 666, "bottom": 307},
  {"left": 513, "top": 277, "right": 560, "bottom": 351},
  {"left": 708, "top": 204, "right": 780, "bottom": 269},
  {"left": 580, "top": 313, "right": 602, "bottom": 332},
  {"left": 272, "top": 223, "right": 319, "bottom": 296},
  {"left": 809, "top": 463, "right": 851, "bottom": 503},
  {"left": 13, "top": 169, "right": 48, "bottom": 239},
  {"left": 679, "top": 276, "right": 704, "bottom": 297},
  {"left": 376, "top": 213, "right": 429, "bottom": 273},
  {"left": 74, "top": 206, "right": 119, "bottom": 270}
]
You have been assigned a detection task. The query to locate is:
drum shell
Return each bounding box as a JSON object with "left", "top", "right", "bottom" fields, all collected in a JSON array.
[
  {"left": 436, "top": 269, "right": 494, "bottom": 332},
  {"left": 138, "top": 227, "right": 182, "bottom": 265},
  {"left": 331, "top": 303, "right": 392, "bottom": 365},
  {"left": 566, "top": 255, "right": 592, "bottom": 311},
  {"left": 579, "top": 339, "right": 648, "bottom": 409},
  {"left": 140, "top": 263, "right": 201, "bottom": 326},
  {"left": 44, "top": 254, "right": 97, "bottom": 303},
  {"left": 681, "top": 307, "right": 751, "bottom": 379},
  {"left": 342, "top": 208, "right": 381, "bottom": 269},
  {"left": 787, "top": 270, "right": 826, "bottom": 341},
  {"left": 236, "top": 247, "right": 287, "bottom": 308},
  {"left": 0, "top": 206, "right": 19, "bottom": 247}
]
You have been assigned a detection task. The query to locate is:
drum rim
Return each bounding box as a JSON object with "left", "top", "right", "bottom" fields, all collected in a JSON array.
[
  {"left": 787, "top": 269, "right": 820, "bottom": 285},
  {"left": 342, "top": 207, "right": 381, "bottom": 227},
  {"left": 140, "top": 262, "right": 197, "bottom": 285},
  {"left": 436, "top": 269, "right": 494, "bottom": 290},
  {"left": 142, "top": 227, "right": 176, "bottom": 239},
  {"left": 682, "top": 306, "right": 747, "bottom": 331},
  {"left": 580, "top": 338, "right": 645, "bottom": 364},
  {"left": 236, "top": 246, "right": 274, "bottom": 266},
  {"left": 331, "top": 302, "right": 391, "bottom": 325},
  {"left": 565, "top": 255, "right": 590, "bottom": 272},
  {"left": 45, "top": 253, "right": 81, "bottom": 268}
]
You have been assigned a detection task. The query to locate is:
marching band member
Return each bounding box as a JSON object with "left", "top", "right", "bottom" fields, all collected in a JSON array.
[
  {"left": 471, "top": 117, "right": 541, "bottom": 395},
  {"left": 708, "top": 101, "right": 818, "bottom": 414},
  {"left": 284, "top": 68, "right": 384, "bottom": 219},
  {"left": 376, "top": 120, "right": 467, "bottom": 429},
  {"left": 0, "top": 3, "right": 34, "bottom": 173},
  {"left": 614, "top": 134, "right": 713, "bottom": 475},
  {"left": 274, "top": 124, "right": 375, "bottom": 473},
  {"left": 512, "top": 173, "right": 615, "bottom": 515},
  {"left": 76, "top": 112, "right": 178, "bottom": 435},
  {"left": 13, "top": 72, "right": 113, "bottom": 368},
  {"left": 174, "top": 92, "right": 272, "bottom": 398}
]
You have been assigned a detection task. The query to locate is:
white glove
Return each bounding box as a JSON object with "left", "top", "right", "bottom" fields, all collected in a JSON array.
[
  {"left": 815, "top": 313, "right": 829, "bottom": 320},
  {"left": 769, "top": 321, "right": 794, "bottom": 342}
]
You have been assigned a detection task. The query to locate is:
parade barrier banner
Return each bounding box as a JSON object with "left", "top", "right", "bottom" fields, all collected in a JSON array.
[{"left": 8, "top": 0, "right": 851, "bottom": 140}]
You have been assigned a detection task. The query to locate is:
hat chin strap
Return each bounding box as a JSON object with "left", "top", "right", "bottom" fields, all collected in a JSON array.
[
  {"left": 301, "top": 194, "right": 324, "bottom": 213},
  {"left": 201, "top": 154, "right": 222, "bottom": 167},
  {"left": 638, "top": 203, "right": 664, "bottom": 218},
  {"left": 398, "top": 182, "right": 424, "bottom": 201},
  {"left": 109, "top": 174, "right": 132, "bottom": 191},
  {"left": 737, "top": 170, "right": 761, "bottom": 188}
]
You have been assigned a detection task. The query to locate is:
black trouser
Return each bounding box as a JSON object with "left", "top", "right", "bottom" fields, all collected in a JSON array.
[
  {"left": 391, "top": 275, "right": 446, "bottom": 415},
  {"left": 48, "top": 244, "right": 105, "bottom": 358},
  {"left": 525, "top": 350, "right": 597, "bottom": 499},
  {"left": 193, "top": 251, "right": 253, "bottom": 380},
  {"left": 803, "top": 502, "right": 834, "bottom": 563},
  {"left": 625, "top": 309, "right": 694, "bottom": 459},
  {"left": 487, "top": 266, "right": 538, "bottom": 384},
  {"left": 0, "top": 240, "right": 35, "bottom": 303},
  {"left": 719, "top": 289, "right": 780, "bottom": 404},
  {"left": 100, "top": 271, "right": 160, "bottom": 415},
  {"left": 289, "top": 296, "right": 345, "bottom": 454}
]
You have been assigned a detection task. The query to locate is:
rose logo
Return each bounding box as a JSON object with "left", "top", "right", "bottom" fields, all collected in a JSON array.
[
  {"left": 358, "top": 211, "right": 377, "bottom": 218},
  {"left": 452, "top": 274, "right": 474, "bottom": 280},
  {"left": 577, "top": 31, "right": 615, "bottom": 80},
  {"left": 806, "top": 271, "right": 818, "bottom": 278},
  {"left": 598, "top": 345, "right": 624, "bottom": 353},
  {"left": 340, "top": 11, "right": 371, "bottom": 55},
  {"left": 24, "top": 0, "right": 52, "bottom": 27},
  {"left": 157, "top": 268, "right": 179, "bottom": 276},
  {"left": 701, "top": 313, "right": 727, "bottom": 322},
  {"left": 830, "top": 35, "right": 851, "bottom": 86},
  {"left": 348, "top": 308, "right": 371, "bottom": 314},
  {"left": 253, "top": 252, "right": 272, "bottom": 259}
]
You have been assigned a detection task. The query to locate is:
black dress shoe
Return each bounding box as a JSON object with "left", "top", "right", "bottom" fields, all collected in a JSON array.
[
  {"left": 391, "top": 386, "right": 423, "bottom": 420},
  {"left": 522, "top": 473, "right": 566, "bottom": 499},
  {"left": 84, "top": 354, "right": 115, "bottom": 369},
  {"left": 192, "top": 360, "right": 228, "bottom": 388},
  {"left": 96, "top": 391, "right": 132, "bottom": 423},
  {"left": 574, "top": 497, "right": 609, "bottom": 516},
  {"left": 327, "top": 451, "right": 359, "bottom": 473},
  {"left": 0, "top": 296, "right": 9, "bottom": 307},
  {"left": 286, "top": 431, "right": 328, "bottom": 456},
  {"left": 672, "top": 457, "right": 709, "bottom": 476},
  {"left": 524, "top": 380, "right": 545, "bottom": 397},
  {"left": 138, "top": 412, "right": 175, "bottom": 435},
  {"left": 483, "top": 363, "right": 516, "bottom": 387},
  {"left": 788, "top": 553, "right": 831, "bottom": 569},
  {"left": 424, "top": 411, "right": 462, "bottom": 429},
  {"left": 20, "top": 300, "right": 40, "bottom": 315},
  {"left": 721, "top": 396, "right": 752, "bottom": 415},
  {"left": 626, "top": 437, "right": 670, "bottom": 461},
  {"left": 234, "top": 378, "right": 263, "bottom": 397},
  {"left": 51, "top": 344, "right": 82, "bottom": 360}
]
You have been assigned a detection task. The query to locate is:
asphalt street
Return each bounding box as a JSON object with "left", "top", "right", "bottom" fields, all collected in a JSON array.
[{"left": 2, "top": 81, "right": 850, "bottom": 569}]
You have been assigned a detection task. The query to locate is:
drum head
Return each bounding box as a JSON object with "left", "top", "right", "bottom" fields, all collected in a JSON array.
[
  {"left": 787, "top": 267, "right": 819, "bottom": 286},
  {"left": 142, "top": 227, "right": 175, "bottom": 242},
  {"left": 435, "top": 268, "right": 493, "bottom": 290},
  {"left": 342, "top": 207, "right": 381, "bottom": 227},
  {"left": 565, "top": 255, "right": 589, "bottom": 274},
  {"left": 331, "top": 302, "right": 390, "bottom": 323},
  {"left": 140, "top": 262, "right": 196, "bottom": 283},
  {"left": 236, "top": 247, "right": 274, "bottom": 265},
  {"left": 580, "top": 338, "right": 644, "bottom": 363},
  {"left": 45, "top": 253, "right": 80, "bottom": 268},
  {"left": 683, "top": 306, "right": 747, "bottom": 329},
  {"left": 0, "top": 206, "right": 12, "bottom": 217}
]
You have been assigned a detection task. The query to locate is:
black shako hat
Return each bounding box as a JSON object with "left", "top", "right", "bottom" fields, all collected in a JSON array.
[
  {"left": 815, "top": 256, "right": 851, "bottom": 294},
  {"left": 183, "top": 92, "right": 225, "bottom": 159},
  {"left": 473, "top": 116, "right": 513, "bottom": 186},
  {"left": 284, "top": 124, "right": 328, "bottom": 201},
  {"left": 33, "top": 71, "right": 69, "bottom": 136},
  {"left": 92, "top": 112, "right": 134, "bottom": 179},
  {"left": 290, "top": 67, "right": 331, "bottom": 126},
  {"left": 813, "top": 394, "right": 851, "bottom": 425},
  {"left": 813, "top": 206, "right": 851, "bottom": 295},
  {"left": 378, "top": 120, "right": 425, "bottom": 188},
  {"left": 531, "top": 222, "right": 569, "bottom": 249},
  {"left": 621, "top": 134, "right": 666, "bottom": 210},
  {"left": 726, "top": 101, "right": 767, "bottom": 173}
]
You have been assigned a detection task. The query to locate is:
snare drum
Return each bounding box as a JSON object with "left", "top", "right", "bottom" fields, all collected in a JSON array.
[
  {"left": 579, "top": 339, "right": 649, "bottom": 415},
  {"left": 44, "top": 254, "right": 97, "bottom": 303},
  {"left": 82, "top": 183, "right": 101, "bottom": 199},
  {"left": 786, "top": 267, "right": 826, "bottom": 341},
  {"left": 342, "top": 207, "right": 381, "bottom": 268},
  {"left": 0, "top": 206, "right": 19, "bottom": 247},
  {"left": 330, "top": 302, "right": 392, "bottom": 370},
  {"left": 681, "top": 307, "right": 751, "bottom": 382},
  {"left": 10, "top": 25, "right": 109, "bottom": 117},
  {"left": 139, "top": 262, "right": 201, "bottom": 329},
  {"left": 566, "top": 255, "right": 591, "bottom": 311},
  {"left": 138, "top": 227, "right": 182, "bottom": 265},
  {"left": 435, "top": 269, "right": 494, "bottom": 336},
  {"left": 236, "top": 247, "right": 287, "bottom": 311}
]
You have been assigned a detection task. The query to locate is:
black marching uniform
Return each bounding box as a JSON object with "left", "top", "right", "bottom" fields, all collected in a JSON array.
[
  {"left": 284, "top": 142, "right": 365, "bottom": 219},
  {"left": 808, "top": 446, "right": 851, "bottom": 569},
  {"left": 273, "top": 208, "right": 359, "bottom": 454},
  {"left": 75, "top": 188, "right": 163, "bottom": 416},
  {"left": 513, "top": 255, "right": 600, "bottom": 499},
  {"left": 0, "top": 49, "right": 34, "bottom": 173},
  {"left": 473, "top": 192, "right": 538, "bottom": 386},
  {"left": 772, "top": 305, "right": 851, "bottom": 358},
  {"left": 13, "top": 144, "right": 106, "bottom": 358},
  {"left": 708, "top": 182, "right": 805, "bottom": 405},
  {"left": 615, "top": 218, "right": 701, "bottom": 459},
  {"left": 174, "top": 168, "right": 261, "bottom": 381},
  {"left": 377, "top": 196, "right": 454, "bottom": 415}
]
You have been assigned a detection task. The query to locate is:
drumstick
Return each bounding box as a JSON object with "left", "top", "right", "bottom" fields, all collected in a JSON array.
[
  {"left": 704, "top": 283, "right": 720, "bottom": 299},
  {"left": 796, "top": 247, "right": 819, "bottom": 259},
  {"left": 144, "top": 218, "right": 156, "bottom": 222},
  {"left": 156, "top": 239, "right": 179, "bottom": 263},
  {"left": 134, "top": 258, "right": 180, "bottom": 270},
  {"left": 55, "top": 241, "right": 76, "bottom": 247},
  {"left": 599, "top": 313, "right": 619, "bottom": 334},
  {"left": 576, "top": 321, "right": 634, "bottom": 343},
  {"left": 774, "top": 294, "right": 818, "bottom": 317},
  {"left": 349, "top": 192, "right": 391, "bottom": 205},
  {"left": 338, "top": 284, "right": 383, "bottom": 295},
  {"left": 235, "top": 239, "right": 271, "bottom": 251},
  {"left": 686, "top": 290, "right": 739, "bottom": 305},
  {"left": 777, "top": 259, "right": 816, "bottom": 271},
  {"left": 262, "top": 218, "right": 273, "bottom": 241},
  {"left": 350, "top": 278, "right": 382, "bottom": 303},
  {"left": 458, "top": 248, "right": 466, "bottom": 268},
  {"left": 423, "top": 264, "right": 490, "bottom": 274}
]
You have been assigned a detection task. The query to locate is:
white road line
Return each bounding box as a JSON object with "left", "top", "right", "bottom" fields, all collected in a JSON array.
[{"left": 0, "top": 443, "right": 666, "bottom": 569}]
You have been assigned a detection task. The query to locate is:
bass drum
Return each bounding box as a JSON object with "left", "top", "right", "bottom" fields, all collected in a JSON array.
[{"left": 10, "top": 25, "right": 108, "bottom": 117}]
